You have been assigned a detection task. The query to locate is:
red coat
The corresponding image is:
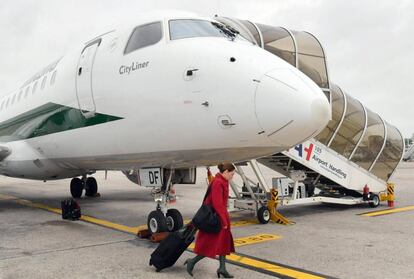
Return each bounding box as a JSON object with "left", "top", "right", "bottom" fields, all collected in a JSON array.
[{"left": 194, "top": 173, "right": 235, "bottom": 258}]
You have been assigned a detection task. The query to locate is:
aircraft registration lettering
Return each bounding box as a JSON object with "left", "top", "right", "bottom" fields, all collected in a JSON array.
[
  {"left": 119, "top": 61, "right": 149, "bottom": 75},
  {"left": 139, "top": 168, "right": 163, "bottom": 187}
]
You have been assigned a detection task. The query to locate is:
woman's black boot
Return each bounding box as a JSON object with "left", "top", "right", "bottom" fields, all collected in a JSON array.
[
  {"left": 184, "top": 255, "right": 204, "bottom": 276},
  {"left": 217, "top": 256, "right": 234, "bottom": 278}
]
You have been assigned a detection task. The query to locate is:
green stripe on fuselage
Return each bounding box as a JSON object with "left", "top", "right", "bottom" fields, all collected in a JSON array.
[{"left": 0, "top": 103, "right": 123, "bottom": 142}]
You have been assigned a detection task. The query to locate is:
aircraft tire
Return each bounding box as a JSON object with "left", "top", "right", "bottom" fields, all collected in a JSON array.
[
  {"left": 70, "top": 178, "right": 83, "bottom": 198},
  {"left": 85, "top": 177, "right": 98, "bottom": 197},
  {"left": 147, "top": 210, "right": 167, "bottom": 234},
  {"left": 166, "top": 209, "right": 183, "bottom": 232},
  {"left": 257, "top": 206, "right": 270, "bottom": 224},
  {"left": 369, "top": 194, "right": 380, "bottom": 208}
]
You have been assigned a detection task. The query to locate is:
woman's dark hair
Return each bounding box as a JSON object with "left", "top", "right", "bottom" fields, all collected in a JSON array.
[{"left": 218, "top": 162, "right": 235, "bottom": 173}]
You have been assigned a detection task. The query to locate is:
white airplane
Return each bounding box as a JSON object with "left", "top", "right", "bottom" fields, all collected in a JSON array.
[
  {"left": 0, "top": 11, "right": 330, "bottom": 234},
  {"left": 403, "top": 143, "right": 414, "bottom": 161}
]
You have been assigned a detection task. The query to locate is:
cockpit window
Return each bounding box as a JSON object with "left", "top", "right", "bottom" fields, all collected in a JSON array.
[
  {"left": 124, "top": 22, "right": 163, "bottom": 55},
  {"left": 169, "top": 19, "right": 233, "bottom": 40}
]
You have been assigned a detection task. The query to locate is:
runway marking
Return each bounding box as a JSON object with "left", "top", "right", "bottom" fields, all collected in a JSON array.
[
  {"left": 131, "top": 224, "right": 149, "bottom": 233},
  {"left": 16, "top": 200, "right": 62, "bottom": 214},
  {"left": 1, "top": 193, "right": 333, "bottom": 278},
  {"left": 233, "top": 233, "right": 281, "bottom": 247},
  {"left": 0, "top": 194, "right": 141, "bottom": 234},
  {"left": 188, "top": 233, "right": 281, "bottom": 250},
  {"left": 227, "top": 252, "right": 334, "bottom": 279},
  {"left": 80, "top": 215, "right": 138, "bottom": 234},
  {"left": 231, "top": 219, "right": 260, "bottom": 227},
  {"left": 187, "top": 234, "right": 333, "bottom": 278},
  {"left": 359, "top": 205, "right": 414, "bottom": 217},
  {"left": 0, "top": 194, "right": 257, "bottom": 234}
]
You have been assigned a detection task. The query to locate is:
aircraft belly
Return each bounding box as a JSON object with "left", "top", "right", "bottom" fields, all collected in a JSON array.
[
  {"left": 53, "top": 146, "right": 283, "bottom": 169},
  {"left": 0, "top": 146, "right": 284, "bottom": 180}
]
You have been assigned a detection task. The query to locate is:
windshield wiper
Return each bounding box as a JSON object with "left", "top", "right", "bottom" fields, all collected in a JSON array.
[{"left": 211, "top": 22, "right": 239, "bottom": 40}]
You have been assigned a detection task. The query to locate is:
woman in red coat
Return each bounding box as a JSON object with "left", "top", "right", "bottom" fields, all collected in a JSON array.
[{"left": 185, "top": 163, "right": 236, "bottom": 278}]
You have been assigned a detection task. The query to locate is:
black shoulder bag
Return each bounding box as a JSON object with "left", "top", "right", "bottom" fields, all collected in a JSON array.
[{"left": 192, "top": 185, "right": 221, "bottom": 233}]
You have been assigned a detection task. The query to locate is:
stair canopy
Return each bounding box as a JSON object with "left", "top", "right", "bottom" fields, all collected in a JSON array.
[
  {"left": 216, "top": 17, "right": 330, "bottom": 100},
  {"left": 216, "top": 16, "right": 404, "bottom": 182}
]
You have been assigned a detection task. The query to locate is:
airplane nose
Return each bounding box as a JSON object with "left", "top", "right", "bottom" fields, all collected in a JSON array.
[
  {"left": 255, "top": 68, "right": 331, "bottom": 146},
  {"left": 310, "top": 96, "right": 331, "bottom": 131}
]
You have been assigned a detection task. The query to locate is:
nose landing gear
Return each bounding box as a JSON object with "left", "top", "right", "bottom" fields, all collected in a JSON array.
[
  {"left": 146, "top": 169, "right": 184, "bottom": 235},
  {"left": 166, "top": 209, "right": 184, "bottom": 232},
  {"left": 147, "top": 210, "right": 167, "bottom": 233},
  {"left": 147, "top": 208, "right": 184, "bottom": 234}
]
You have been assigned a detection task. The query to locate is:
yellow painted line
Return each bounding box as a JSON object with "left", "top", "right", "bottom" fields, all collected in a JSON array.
[
  {"left": 80, "top": 215, "right": 138, "bottom": 234},
  {"left": 2, "top": 193, "right": 329, "bottom": 278},
  {"left": 1, "top": 192, "right": 258, "bottom": 234},
  {"left": 361, "top": 205, "right": 414, "bottom": 217},
  {"left": 22, "top": 201, "right": 62, "bottom": 214},
  {"left": 188, "top": 234, "right": 327, "bottom": 279},
  {"left": 1, "top": 193, "right": 141, "bottom": 234},
  {"left": 188, "top": 233, "right": 280, "bottom": 250},
  {"left": 131, "top": 224, "right": 149, "bottom": 233},
  {"left": 231, "top": 219, "right": 259, "bottom": 227},
  {"left": 227, "top": 254, "right": 326, "bottom": 279},
  {"left": 233, "top": 234, "right": 281, "bottom": 247}
]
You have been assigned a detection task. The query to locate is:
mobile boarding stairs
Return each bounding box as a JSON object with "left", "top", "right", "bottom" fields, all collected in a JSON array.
[{"left": 229, "top": 138, "right": 395, "bottom": 225}]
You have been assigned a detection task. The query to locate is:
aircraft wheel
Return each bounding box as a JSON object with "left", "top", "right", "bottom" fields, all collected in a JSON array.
[
  {"left": 369, "top": 194, "right": 380, "bottom": 208},
  {"left": 85, "top": 177, "right": 98, "bottom": 197},
  {"left": 257, "top": 206, "right": 270, "bottom": 224},
  {"left": 166, "top": 209, "right": 183, "bottom": 232},
  {"left": 147, "top": 210, "right": 167, "bottom": 234},
  {"left": 70, "top": 178, "right": 83, "bottom": 198}
]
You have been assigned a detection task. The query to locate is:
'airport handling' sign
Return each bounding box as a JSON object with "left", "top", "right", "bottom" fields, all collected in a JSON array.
[{"left": 288, "top": 140, "right": 350, "bottom": 185}]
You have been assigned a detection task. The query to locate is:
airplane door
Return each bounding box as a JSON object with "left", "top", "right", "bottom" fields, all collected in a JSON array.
[{"left": 76, "top": 39, "right": 101, "bottom": 118}]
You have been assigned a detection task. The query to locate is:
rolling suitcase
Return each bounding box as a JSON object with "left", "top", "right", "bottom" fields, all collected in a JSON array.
[
  {"left": 149, "top": 223, "right": 197, "bottom": 272},
  {"left": 61, "top": 198, "right": 81, "bottom": 220}
]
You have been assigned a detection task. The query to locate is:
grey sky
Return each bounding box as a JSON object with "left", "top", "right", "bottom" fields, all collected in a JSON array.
[{"left": 0, "top": 0, "right": 413, "bottom": 137}]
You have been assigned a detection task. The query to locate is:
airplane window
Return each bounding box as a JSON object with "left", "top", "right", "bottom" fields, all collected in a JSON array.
[
  {"left": 41, "top": 76, "right": 47, "bottom": 90},
  {"left": 50, "top": 71, "right": 57, "bottom": 85},
  {"left": 169, "top": 19, "right": 228, "bottom": 40},
  {"left": 124, "top": 22, "right": 162, "bottom": 54},
  {"left": 33, "top": 81, "right": 38, "bottom": 94},
  {"left": 17, "top": 90, "right": 23, "bottom": 102}
]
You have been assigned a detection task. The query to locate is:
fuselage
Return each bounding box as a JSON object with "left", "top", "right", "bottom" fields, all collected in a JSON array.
[{"left": 0, "top": 11, "right": 331, "bottom": 180}]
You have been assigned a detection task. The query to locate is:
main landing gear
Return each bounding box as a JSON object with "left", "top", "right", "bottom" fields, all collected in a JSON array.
[
  {"left": 147, "top": 169, "right": 184, "bottom": 234},
  {"left": 70, "top": 175, "right": 98, "bottom": 198}
]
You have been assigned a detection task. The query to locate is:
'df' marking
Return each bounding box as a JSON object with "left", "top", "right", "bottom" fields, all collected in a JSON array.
[{"left": 148, "top": 170, "right": 160, "bottom": 185}]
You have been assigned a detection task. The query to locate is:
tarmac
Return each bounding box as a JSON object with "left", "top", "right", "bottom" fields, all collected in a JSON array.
[{"left": 1, "top": 162, "right": 414, "bottom": 279}]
